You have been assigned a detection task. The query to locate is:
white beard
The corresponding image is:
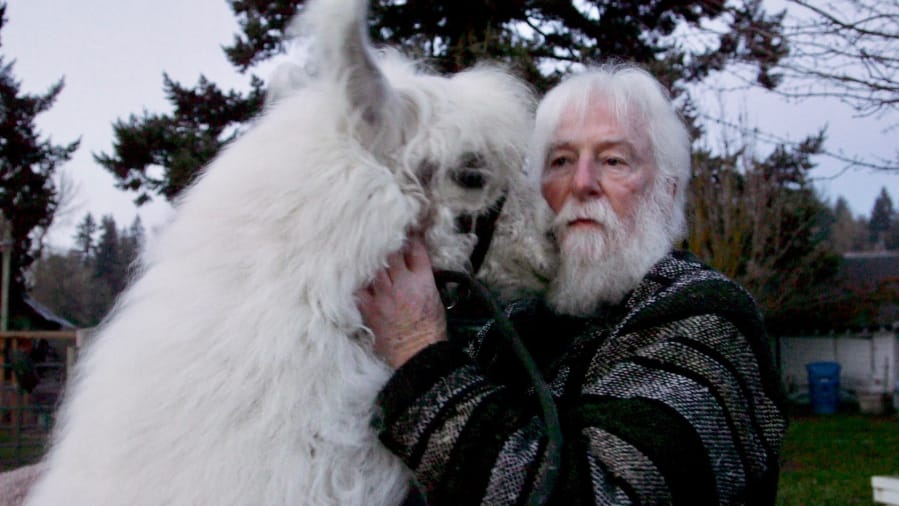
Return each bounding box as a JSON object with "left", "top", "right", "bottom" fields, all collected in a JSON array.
[{"left": 547, "top": 187, "right": 674, "bottom": 316}]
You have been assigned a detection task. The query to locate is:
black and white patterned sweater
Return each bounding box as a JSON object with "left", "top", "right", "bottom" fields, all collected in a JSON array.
[{"left": 375, "top": 250, "right": 787, "bottom": 505}]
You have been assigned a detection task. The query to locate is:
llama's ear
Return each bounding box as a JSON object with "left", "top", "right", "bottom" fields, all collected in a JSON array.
[
  {"left": 342, "top": 17, "right": 397, "bottom": 126},
  {"left": 295, "top": 0, "right": 407, "bottom": 150}
]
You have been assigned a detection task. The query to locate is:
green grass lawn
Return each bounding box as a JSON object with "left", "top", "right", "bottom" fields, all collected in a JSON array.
[
  {"left": 777, "top": 412, "right": 899, "bottom": 505},
  {"left": 1, "top": 408, "right": 896, "bottom": 502}
]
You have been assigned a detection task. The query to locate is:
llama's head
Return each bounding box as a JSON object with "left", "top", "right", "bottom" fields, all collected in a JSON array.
[{"left": 267, "top": 0, "right": 555, "bottom": 298}]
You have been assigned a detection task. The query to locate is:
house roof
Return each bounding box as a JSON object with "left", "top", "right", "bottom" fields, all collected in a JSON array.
[
  {"left": 3, "top": 293, "right": 77, "bottom": 331},
  {"left": 22, "top": 296, "right": 76, "bottom": 330},
  {"left": 842, "top": 251, "right": 899, "bottom": 285},
  {"left": 768, "top": 251, "right": 898, "bottom": 334}
]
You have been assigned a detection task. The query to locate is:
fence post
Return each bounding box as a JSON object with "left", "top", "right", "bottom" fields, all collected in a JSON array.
[
  {"left": 66, "top": 345, "right": 76, "bottom": 380},
  {"left": 0, "top": 330, "right": 78, "bottom": 468},
  {"left": 0, "top": 215, "right": 10, "bottom": 334}
]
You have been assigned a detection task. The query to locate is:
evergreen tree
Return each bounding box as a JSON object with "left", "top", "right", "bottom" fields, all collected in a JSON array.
[
  {"left": 31, "top": 214, "right": 146, "bottom": 327},
  {"left": 95, "top": 75, "right": 266, "bottom": 205},
  {"left": 96, "top": 0, "right": 787, "bottom": 205},
  {"left": 73, "top": 212, "right": 98, "bottom": 261},
  {"left": 94, "top": 215, "right": 126, "bottom": 295},
  {"left": 95, "top": 215, "right": 123, "bottom": 292},
  {"left": 886, "top": 211, "right": 899, "bottom": 250},
  {"left": 119, "top": 215, "right": 145, "bottom": 280},
  {"left": 128, "top": 215, "right": 145, "bottom": 247},
  {"left": 0, "top": 3, "right": 79, "bottom": 306},
  {"left": 828, "top": 197, "right": 868, "bottom": 253},
  {"left": 30, "top": 251, "right": 112, "bottom": 327},
  {"left": 869, "top": 187, "right": 894, "bottom": 247}
]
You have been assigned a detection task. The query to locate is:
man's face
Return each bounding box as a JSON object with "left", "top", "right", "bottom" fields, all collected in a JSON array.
[{"left": 540, "top": 99, "right": 656, "bottom": 248}]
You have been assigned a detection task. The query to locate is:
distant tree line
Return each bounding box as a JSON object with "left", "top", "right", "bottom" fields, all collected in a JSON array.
[
  {"left": 29, "top": 214, "right": 145, "bottom": 327},
  {"left": 862, "top": 188, "right": 899, "bottom": 251}
]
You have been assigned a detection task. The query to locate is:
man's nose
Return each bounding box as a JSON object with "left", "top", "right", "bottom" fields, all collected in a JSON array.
[{"left": 571, "top": 157, "right": 602, "bottom": 200}]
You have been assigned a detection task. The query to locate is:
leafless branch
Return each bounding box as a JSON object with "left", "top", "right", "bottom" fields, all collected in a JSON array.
[
  {"left": 777, "top": 0, "right": 899, "bottom": 114},
  {"left": 697, "top": 112, "right": 899, "bottom": 172}
]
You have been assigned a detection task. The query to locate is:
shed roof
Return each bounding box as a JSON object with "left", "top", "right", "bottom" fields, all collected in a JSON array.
[{"left": 23, "top": 295, "right": 76, "bottom": 330}]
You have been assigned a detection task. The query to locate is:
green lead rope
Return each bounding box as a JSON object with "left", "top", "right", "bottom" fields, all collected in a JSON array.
[{"left": 434, "top": 270, "right": 562, "bottom": 505}]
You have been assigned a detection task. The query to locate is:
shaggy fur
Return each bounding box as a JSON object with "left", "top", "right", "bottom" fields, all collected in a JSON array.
[
  {"left": 0, "top": 465, "right": 42, "bottom": 506},
  {"left": 25, "top": 1, "right": 554, "bottom": 505}
]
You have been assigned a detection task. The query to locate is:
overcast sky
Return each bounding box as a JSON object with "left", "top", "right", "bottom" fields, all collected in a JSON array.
[{"left": 4, "top": 0, "right": 898, "bottom": 252}]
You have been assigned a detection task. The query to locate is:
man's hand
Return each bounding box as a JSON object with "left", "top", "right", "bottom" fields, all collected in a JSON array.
[{"left": 356, "top": 236, "right": 447, "bottom": 368}]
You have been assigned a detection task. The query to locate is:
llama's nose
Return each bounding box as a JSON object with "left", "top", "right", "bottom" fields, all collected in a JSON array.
[{"left": 452, "top": 170, "right": 486, "bottom": 189}]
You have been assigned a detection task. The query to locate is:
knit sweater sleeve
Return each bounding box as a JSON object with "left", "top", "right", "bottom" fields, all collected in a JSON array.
[
  {"left": 375, "top": 273, "right": 786, "bottom": 505},
  {"left": 375, "top": 340, "right": 549, "bottom": 505}
]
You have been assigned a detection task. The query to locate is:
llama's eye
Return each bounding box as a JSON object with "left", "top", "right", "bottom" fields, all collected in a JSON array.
[
  {"left": 450, "top": 152, "right": 487, "bottom": 188},
  {"left": 460, "top": 152, "right": 486, "bottom": 170},
  {"left": 451, "top": 170, "right": 486, "bottom": 189}
]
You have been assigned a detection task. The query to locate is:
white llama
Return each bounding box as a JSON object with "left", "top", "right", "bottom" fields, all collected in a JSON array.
[{"left": 25, "top": 0, "right": 554, "bottom": 504}]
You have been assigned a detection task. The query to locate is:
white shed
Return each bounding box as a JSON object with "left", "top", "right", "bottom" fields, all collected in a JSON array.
[
  {"left": 769, "top": 252, "right": 898, "bottom": 412},
  {"left": 777, "top": 328, "right": 899, "bottom": 411}
]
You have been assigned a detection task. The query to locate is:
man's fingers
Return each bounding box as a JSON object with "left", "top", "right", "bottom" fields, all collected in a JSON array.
[
  {"left": 405, "top": 236, "right": 432, "bottom": 271},
  {"left": 384, "top": 247, "right": 407, "bottom": 283},
  {"left": 372, "top": 268, "right": 392, "bottom": 290},
  {"left": 367, "top": 234, "right": 432, "bottom": 296},
  {"left": 355, "top": 287, "right": 372, "bottom": 307}
]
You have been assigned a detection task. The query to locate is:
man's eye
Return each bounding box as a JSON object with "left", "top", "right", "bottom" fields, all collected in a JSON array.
[
  {"left": 604, "top": 157, "right": 628, "bottom": 169},
  {"left": 548, "top": 155, "right": 572, "bottom": 169}
]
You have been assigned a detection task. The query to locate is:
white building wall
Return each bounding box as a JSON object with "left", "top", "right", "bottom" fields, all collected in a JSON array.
[
  {"left": 872, "top": 332, "right": 898, "bottom": 393},
  {"left": 779, "top": 332, "right": 898, "bottom": 399}
]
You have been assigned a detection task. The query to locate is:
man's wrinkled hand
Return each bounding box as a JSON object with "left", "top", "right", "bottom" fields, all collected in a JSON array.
[{"left": 356, "top": 236, "right": 447, "bottom": 368}]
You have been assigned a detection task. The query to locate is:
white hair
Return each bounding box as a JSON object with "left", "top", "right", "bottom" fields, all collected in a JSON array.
[
  {"left": 526, "top": 64, "right": 691, "bottom": 241},
  {"left": 25, "top": 0, "right": 554, "bottom": 504}
]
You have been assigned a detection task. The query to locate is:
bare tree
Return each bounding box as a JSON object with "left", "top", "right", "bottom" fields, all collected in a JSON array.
[
  {"left": 685, "top": 0, "right": 898, "bottom": 172},
  {"left": 779, "top": 0, "right": 899, "bottom": 117},
  {"left": 30, "top": 169, "right": 82, "bottom": 258},
  {"left": 687, "top": 129, "right": 840, "bottom": 322},
  {"left": 702, "top": 0, "right": 899, "bottom": 116}
]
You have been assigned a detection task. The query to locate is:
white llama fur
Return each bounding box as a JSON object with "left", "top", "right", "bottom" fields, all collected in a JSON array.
[
  {"left": 0, "top": 465, "right": 42, "bottom": 506},
  {"left": 25, "top": 1, "right": 554, "bottom": 505}
]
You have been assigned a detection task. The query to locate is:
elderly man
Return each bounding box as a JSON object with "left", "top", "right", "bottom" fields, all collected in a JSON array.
[{"left": 358, "top": 65, "right": 787, "bottom": 505}]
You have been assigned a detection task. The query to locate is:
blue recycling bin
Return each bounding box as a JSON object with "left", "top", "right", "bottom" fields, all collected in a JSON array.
[{"left": 806, "top": 361, "right": 841, "bottom": 414}]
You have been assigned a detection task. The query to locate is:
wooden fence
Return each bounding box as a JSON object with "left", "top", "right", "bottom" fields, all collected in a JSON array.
[{"left": 0, "top": 331, "right": 79, "bottom": 470}]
